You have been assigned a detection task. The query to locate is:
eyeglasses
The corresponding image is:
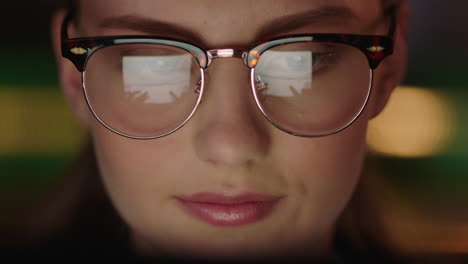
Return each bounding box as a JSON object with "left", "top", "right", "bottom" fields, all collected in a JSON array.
[{"left": 61, "top": 8, "right": 396, "bottom": 139}]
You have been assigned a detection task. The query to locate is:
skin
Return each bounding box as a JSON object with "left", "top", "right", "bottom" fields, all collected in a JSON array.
[{"left": 52, "top": 0, "right": 408, "bottom": 260}]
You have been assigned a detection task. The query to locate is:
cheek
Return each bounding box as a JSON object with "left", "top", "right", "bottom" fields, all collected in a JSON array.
[
  {"left": 279, "top": 115, "right": 367, "bottom": 174},
  {"left": 90, "top": 124, "right": 190, "bottom": 222},
  {"left": 274, "top": 113, "right": 369, "bottom": 220}
]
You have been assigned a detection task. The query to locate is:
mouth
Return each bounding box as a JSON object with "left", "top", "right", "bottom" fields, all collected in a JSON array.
[{"left": 175, "top": 192, "right": 284, "bottom": 227}]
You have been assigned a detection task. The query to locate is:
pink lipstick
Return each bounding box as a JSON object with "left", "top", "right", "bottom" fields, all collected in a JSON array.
[{"left": 176, "top": 192, "right": 283, "bottom": 227}]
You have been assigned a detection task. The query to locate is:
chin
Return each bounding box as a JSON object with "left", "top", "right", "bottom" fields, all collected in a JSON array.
[{"left": 132, "top": 233, "right": 331, "bottom": 263}]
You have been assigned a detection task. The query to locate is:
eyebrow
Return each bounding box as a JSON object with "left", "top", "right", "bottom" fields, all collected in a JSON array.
[
  {"left": 97, "top": 15, "right": 205, "bottom": 44},
  {"left": 255, "top": 6, "right": 358, "bottom": 39},
  {"left": 95, "top": 5, "right": 359, "bottom": 47}
]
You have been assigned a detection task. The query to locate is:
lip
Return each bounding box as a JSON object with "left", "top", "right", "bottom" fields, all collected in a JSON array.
[{"left": 175, "top": 192, "right": 284, "bottom": 227}]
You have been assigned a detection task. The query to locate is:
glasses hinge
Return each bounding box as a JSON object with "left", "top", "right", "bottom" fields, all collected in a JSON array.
[{"left": 70, "top": 47, "right": 88, "bottom": 55}]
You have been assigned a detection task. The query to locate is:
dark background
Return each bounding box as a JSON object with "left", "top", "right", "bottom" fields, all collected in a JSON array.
[{"left": 0, "top": 0, "right": 467, "bottom": 255}]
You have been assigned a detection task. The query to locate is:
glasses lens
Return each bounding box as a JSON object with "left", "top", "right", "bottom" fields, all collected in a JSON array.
[
  {"left": 253, "top": 41, "right": 371, "bottom": 136},
  {"left": 84, "top": 44, "right": 202, "bottom": 138}
]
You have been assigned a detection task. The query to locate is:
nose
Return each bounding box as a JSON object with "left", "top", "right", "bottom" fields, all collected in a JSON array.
[{"left": 191, "top": 58, "right": 271, "bottom": 168}]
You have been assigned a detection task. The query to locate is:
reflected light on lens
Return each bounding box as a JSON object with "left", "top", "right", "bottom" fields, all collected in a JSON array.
[{"left": 367, "top": 86, "right": 456, "bottom": 158}]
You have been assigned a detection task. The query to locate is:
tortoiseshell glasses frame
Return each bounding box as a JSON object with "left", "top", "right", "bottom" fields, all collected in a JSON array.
[{"left": 61, "top": 7, "right": 397, "bottom": 139}]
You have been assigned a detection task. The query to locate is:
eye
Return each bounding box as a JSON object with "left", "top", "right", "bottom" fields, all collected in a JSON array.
[
  {"left": 312, "top": 52, "right": 339, "bottom": 71},
  {"left": 285, "top": 53, "right": 311, "bottom": 71},
  {"left": 141, "top": 56, "right": 181, "bottom": 73},
  {"left": 270, "top": 51, "right": 335, "bottom": 75},
  {"left": 119, "top": 47, "right": 186, "bottom": 72}
]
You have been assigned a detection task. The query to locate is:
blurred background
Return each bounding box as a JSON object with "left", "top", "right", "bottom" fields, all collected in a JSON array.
[{"left": 0, "top": 0, "right": 467, "bottom": 256}]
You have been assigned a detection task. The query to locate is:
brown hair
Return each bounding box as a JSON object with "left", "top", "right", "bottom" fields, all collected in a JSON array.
[{"left": 20, "top": 139, "right": 130, "bottom": 250}]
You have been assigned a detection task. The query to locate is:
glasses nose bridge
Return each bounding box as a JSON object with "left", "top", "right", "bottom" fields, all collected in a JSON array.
[{"left": 206, "top": 49, "right": 249, "bottom": 68}]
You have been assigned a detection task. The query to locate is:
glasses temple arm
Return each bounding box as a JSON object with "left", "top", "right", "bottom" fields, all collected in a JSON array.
[
  {"left": 386, "top": 4, "right": 399, "bottom": 41},
  {"left": 61, "top": 8, "right": 77, "bottom": 41}
]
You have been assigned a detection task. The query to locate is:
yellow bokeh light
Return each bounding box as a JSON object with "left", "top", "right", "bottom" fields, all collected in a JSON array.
[
  {"left": 367, "top": 86, "right": 456, "bottom": 158},
  {"left": 0, "top": 87, "right": 85, "bottom": 155}
]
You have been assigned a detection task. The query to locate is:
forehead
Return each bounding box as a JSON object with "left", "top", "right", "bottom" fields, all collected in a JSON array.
[{"left": 79, "top": 0, "right": 383, "bottom": 47}]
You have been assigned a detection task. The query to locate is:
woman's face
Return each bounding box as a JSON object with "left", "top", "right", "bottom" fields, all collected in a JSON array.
[{"left": 56, "top": 0, "right": 407, "bottom": 260}]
